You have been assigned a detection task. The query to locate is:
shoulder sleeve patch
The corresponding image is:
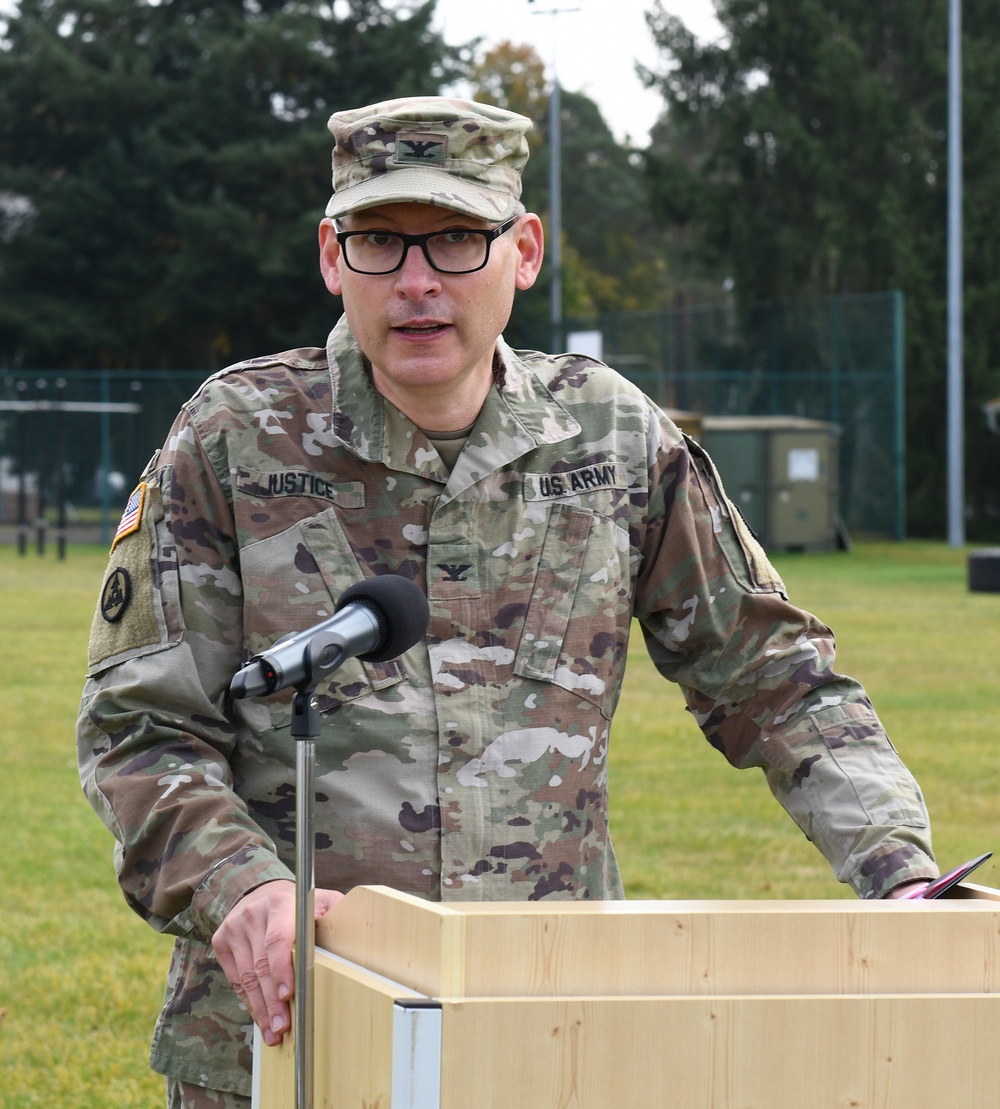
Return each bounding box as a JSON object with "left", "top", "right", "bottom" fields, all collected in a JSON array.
[
  {"left": 88, "top": 481, "right": 173, "bottom": 674},
  {"left": 111, "top": 482, "right": 147, "bottom": 551}
]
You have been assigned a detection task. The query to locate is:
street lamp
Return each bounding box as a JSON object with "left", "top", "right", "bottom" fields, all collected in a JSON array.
[
  {"left": 947, "top": 0, "right": 964, "bottom": 546},
  {"left": 530, "top": 0, "right": 579, "bottom": 353}
]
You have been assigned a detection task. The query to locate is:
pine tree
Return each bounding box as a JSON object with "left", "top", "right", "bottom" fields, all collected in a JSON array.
[
  {"left": 0, "top": 0, "right": 462, "bottom": 370},
  {"left": 641, "top": 0, "right": 1000, "bottom": 538},
  {"left": 466, "top": 41, "right": 678, "bottom": 350}
]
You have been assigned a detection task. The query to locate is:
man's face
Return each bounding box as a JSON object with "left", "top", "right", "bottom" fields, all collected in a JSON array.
[{"left": 319, "top": 201, "right": 543, "bottom": 425}]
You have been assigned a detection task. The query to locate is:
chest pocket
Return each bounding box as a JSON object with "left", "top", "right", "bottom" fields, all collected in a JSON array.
[
  {"left": 240, "top": 506, "right": 405, "bottom": 728},
  {"left": 512, "top": 502, "right": 632, "bottom": 719}
]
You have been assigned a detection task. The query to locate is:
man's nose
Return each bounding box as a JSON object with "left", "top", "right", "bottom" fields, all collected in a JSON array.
[{"left": 393, "top": 244, "right": 442, "bottom": 297}]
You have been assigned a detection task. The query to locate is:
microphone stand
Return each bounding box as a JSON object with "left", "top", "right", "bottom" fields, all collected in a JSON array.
[
  {"left": 288, "top": 634, "right": 345, "bottom": 1109},
  {"left": 228, "top": 577, "right": 429, "bottom": 1106}
]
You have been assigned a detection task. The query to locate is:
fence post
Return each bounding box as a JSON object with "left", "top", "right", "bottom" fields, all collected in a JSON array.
[
  {"left": 100, "top": 370, "right": 112, "bottom": 547},
  {"left": 893, "top": 290, "right": 907, "bottom": 541}
]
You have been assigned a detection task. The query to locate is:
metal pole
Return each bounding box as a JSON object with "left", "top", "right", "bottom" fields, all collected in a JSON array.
[
  {"left": 16, "top": 380, "right": 27, "bottom": 556},
  {"left": 129, "top": 380, "right": 142, "bottom": 481},
  {"left": 55, "top": 378, "right": 67, "bottom": 559},
  {"left": 893, "top": 290, "right": 907, "bottom": 541},
  {"left": 291, "top": 691, "right": 317, "bottom": 1109},
  {"left": 549, "top": 70, "right": 562, "bottom": 354},
  {"left": 35, "top": 378, "right": 47, "bottom": 556},
  {"left": 947, "top": 0, "right": 964, "bottom": 546},
  {"left": 530, "top": 2, "right": 579, "bottom": 354},
  {"left": 294, "top": 735, "right": 315, "bottom": 1109},
  {"left": 100, "top": 370, "right": 112, "bottom": 547}
]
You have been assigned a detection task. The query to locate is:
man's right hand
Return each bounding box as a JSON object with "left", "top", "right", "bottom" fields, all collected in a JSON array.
[{"left": 212, "top": 879, "right": 343, "bottom": 1046}]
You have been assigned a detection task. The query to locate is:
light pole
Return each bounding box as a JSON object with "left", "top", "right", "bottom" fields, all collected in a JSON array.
[
  {"left": 530, "top": 1, "right": 579, "bottom": 353},
  {"left": 947, "top": 0, "right": 964, "bottom": 546}
]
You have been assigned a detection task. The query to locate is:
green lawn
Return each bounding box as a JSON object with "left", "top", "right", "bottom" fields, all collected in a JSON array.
[
  {"left": 1, "top": 541, "right": 998, "bottom": 1106},
  {"left": 0, "top": 546, "right": 167, "bottom": 1108}
]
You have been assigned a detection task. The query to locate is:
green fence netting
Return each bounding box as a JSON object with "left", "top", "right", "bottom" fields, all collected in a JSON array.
[{"left": 0, "top": 290, "right": 904, "bottom": 551}]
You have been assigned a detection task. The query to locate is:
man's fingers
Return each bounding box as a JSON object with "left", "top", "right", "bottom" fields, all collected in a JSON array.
[
  {"left": 215, "top": 924, "right": 274, "bottom": 1037},
  {"left": 260, "top": 913, "right": 296, "bottom": 1018},
  {"left": 212, "top": 882, "right": 345, "bottom": 1046},
  {"left": 212, "top": 880, "right": 296, "bottom": 1045},
  {"left": 314, "top": 888, "right": 345, "bottom": 920}
]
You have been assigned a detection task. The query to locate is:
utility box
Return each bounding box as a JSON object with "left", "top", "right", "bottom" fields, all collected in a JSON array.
[
  {"left": 702, "top": 416, "right": 842, "bottom": 552},
  {"left": 667, "top": 409, "right": 704, "bottom": 442}
]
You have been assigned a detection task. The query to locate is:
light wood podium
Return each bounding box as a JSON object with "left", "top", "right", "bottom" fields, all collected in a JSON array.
[{"left": 253, "top": 882, "right": 1000, "bottom": 1108}]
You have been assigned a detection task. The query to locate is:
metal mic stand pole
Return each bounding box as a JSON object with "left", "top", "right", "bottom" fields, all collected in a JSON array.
[
  {"left": 230, "top": 623, "right": 366, "bottom": 1106},
  {"left": 290, "top": 666, "right": 322, "bottom": 1109}
]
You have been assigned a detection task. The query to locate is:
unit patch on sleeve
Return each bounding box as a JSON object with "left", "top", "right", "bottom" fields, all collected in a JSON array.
[
  {"left": 87, "top": 478, "right": 169, "bottom": 674},
  {"left": 100, "top": 567, "right": 132, "bottom": 623}
]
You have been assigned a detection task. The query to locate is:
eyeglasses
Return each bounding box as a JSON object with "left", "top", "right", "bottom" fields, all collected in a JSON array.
[{"left": 334, "top": 215, "right": 519, "bottom": 275}]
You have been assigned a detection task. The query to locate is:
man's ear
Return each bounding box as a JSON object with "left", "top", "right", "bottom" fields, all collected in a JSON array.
[
  {"left": 318, "top": 219, "right": 343, "bottom": 296},
  {"left": 513, "top": 213, "right": 545, "bottom": 291}
]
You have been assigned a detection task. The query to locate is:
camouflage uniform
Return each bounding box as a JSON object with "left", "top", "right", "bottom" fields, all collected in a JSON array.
[
  {"left": 166, "top": 1077, "right": 248, "bottom": 1109},
  {"left": 77, "top": 315, "right": 935, "bottom": 1096}
]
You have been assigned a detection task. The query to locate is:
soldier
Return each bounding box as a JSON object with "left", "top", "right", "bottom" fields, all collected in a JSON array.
[{"left": 77, "top": 97, "right": 936, "bottom": 1109}]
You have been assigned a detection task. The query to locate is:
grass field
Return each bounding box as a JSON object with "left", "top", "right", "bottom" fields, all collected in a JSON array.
[{"left": 1, "top": 541, "right": 998, "bottom": 1106}]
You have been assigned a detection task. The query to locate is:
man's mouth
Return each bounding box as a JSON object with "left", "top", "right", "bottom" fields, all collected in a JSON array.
[{"left": 394, "top": 322, "right": 449, "bottom": 335}]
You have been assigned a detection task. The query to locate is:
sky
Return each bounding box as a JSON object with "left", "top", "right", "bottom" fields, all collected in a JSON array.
[{"left": 431, "top": 1, "right": 724, "bottom": 146}]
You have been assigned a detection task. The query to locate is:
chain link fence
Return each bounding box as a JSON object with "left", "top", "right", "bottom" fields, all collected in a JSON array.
[
  {"left": 0, "top": 369, "right": 207, "bottom": 551},
  {"left": 0, "top": 290, "right": 904, "bottom": 552},
  {"left": 565, "top": 290, "right": 905, "bottom": 541}
]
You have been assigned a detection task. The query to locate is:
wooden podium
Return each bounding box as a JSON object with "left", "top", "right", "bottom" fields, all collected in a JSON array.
[{"left": 253, "top": 882, "right": 1000, "bottom": 1108}]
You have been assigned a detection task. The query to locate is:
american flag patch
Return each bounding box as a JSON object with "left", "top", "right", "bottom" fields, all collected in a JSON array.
[{"left": 111, "top": 482, "right": 147, "bottom": 551}]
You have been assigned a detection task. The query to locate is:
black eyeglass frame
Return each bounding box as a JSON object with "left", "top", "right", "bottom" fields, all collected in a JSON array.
[{"left": 333, "top": 215, "right": 520, "bottom": 275}]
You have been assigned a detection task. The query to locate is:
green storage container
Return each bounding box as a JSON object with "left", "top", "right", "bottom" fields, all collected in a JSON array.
[{"left": 702, "top": 416, "right": 844, "bottom": 552}]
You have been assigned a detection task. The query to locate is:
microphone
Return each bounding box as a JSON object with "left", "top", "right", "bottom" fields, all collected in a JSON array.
[{"left": 229, "top": 575, "right": 429, "bottom": 699}]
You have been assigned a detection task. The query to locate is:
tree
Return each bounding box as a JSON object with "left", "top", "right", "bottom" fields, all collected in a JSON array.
[
  {"left": 466, "top": 39, "right": 548, "bottom": 123},
  {"left": 466, "top": 40, "right": 679, "bottom": 350},
  {"left": 0, "top": 0, "right": 463, "bottom": 370},
  {"left": 641, "top": 0, "right": 1000, "bottom": 539}
]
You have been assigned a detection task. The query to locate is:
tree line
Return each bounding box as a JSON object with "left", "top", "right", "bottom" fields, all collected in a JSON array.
[
  {"left": 641, "top": 0, "right": 1000, "bottom": 538},
  {"left": 1, "top": 0, "right": 997, "bottom": 538}
]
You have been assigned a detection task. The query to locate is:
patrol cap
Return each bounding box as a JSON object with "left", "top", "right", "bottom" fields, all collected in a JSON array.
[{"left": 325, "top": 96, "right": 532, "bottom": 222}]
